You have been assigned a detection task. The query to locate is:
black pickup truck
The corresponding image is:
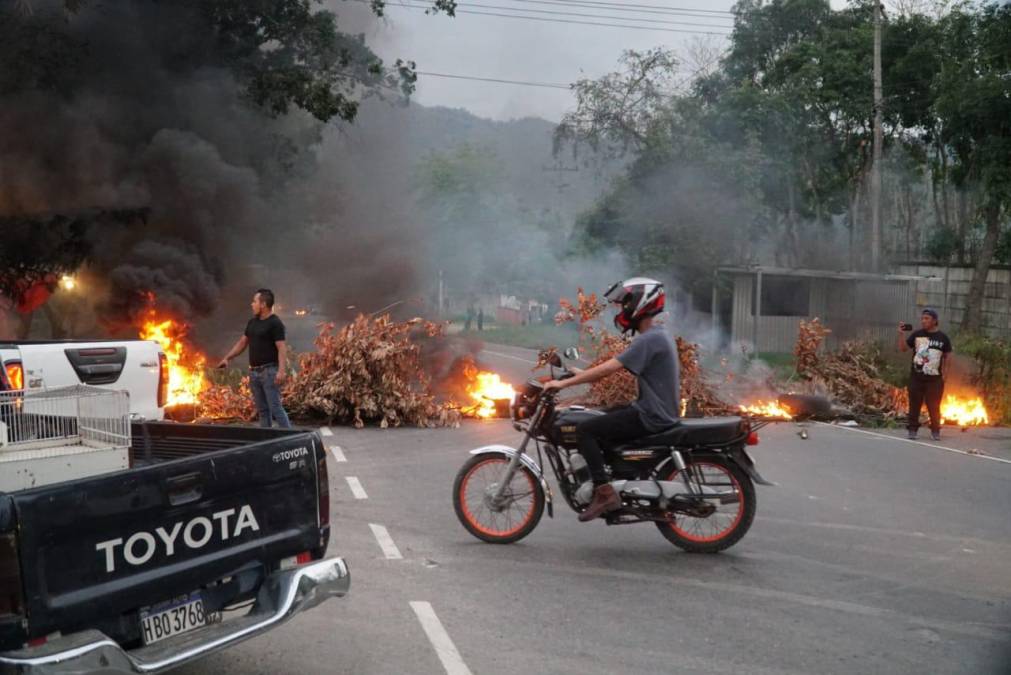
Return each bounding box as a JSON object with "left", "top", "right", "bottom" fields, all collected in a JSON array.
[{"left": 0, "top": 422, "right": 347, "bottom": 673}]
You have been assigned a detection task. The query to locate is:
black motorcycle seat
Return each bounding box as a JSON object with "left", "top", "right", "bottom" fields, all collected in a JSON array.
[{"left": 616, "top": 416, "right": 745, "bottom": 449}]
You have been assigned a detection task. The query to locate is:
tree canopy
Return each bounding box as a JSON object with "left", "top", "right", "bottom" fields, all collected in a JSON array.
[{"left": 560, "top": 0, "right": 1011, "bottom": 332}]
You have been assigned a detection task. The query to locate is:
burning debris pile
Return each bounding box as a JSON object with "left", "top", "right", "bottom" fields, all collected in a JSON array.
[
  {"left": 284, "top": 315, "right": 461, "bottom": 429},
  {"left": 199, "top": 378, "right": 257, "bottom": 423},
  {"left": 455, "top": 360, "right": 515, "bottom": 419},
  {"left": 138, "top": 309, "right": 208, "bottom": 407},
  {"left": 140, "top": 305, "right": 510, "bottom": 427},
  {"left": 792, "top": 319, "right": 990, "bottom": 427},
  {"left": 793, "top": 319, "right": 908, "bottom": 420}
]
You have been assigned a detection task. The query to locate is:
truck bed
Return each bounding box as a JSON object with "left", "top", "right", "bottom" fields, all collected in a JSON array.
[
  {"left": 0, "top": 422, "right": 331, "bottom": 653},
  {"left": 130, "top": 422, "right": 306, "bottom": 465}
]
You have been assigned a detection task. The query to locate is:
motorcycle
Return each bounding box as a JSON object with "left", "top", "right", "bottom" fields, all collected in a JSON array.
[{"left": 452, "top": 349, "right": 775, "bottom": 553}]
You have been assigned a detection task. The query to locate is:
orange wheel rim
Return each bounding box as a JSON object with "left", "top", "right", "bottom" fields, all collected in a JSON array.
[
  {"left": 460, "top": 458, "right": 537, "bottom": 538},
  {"left": 666, "top": 461, "right": 745, "bottom": 544}
]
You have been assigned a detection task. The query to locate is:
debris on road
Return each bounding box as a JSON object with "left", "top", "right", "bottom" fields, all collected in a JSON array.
[{"left": 284, "top": 314, "right": 461, "bottom": 428}]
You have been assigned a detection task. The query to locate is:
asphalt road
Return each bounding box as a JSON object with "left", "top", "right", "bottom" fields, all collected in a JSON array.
[{"left": 180, "top": 343, "right": 1011, "bottom": 675}]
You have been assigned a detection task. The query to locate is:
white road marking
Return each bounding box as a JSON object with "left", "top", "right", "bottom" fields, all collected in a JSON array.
[
  {"left": 819, "top": 422, "right": 1011, "bottom": 465},
  {"left": 481, "top": 349, "right": 536, "bottom": 365},
  {"left": 345, "top": 476, "right": 368, "bottom": 499},
  {"left": 409, "top": 602, "right": 473, "bottom": 675},
  {"left": 369, "top": 523, "right": 403, "bottom": 560},
  {"left": 330, "top": 445, "right": 347, "bottom": 462},
  {"left": 319, "top": 426, "right": 333, "bottom": 437}
]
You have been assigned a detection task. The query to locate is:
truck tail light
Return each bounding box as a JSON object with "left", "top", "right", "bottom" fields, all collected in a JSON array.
[
  {"left": 746, "top": 431, "right": 760, "bottom": 446},
  {"left": 0, "top": 534, "right": 24, "bottom": 616},
  {"left": 4, "top": 363, "right": 23, "bottom": 391},
  {"left": 317, "top": 454, "right": 330, "bottom": 529},
  {"left": 157, "top": 353, "right": 169, "bottom": 408}
]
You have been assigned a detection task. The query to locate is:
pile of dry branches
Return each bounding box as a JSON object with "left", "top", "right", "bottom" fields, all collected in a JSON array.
[
  {"left": 199, "top": 377, "right": 256, "bottom": 423},
  {"left": 677, "top": 337, "right": 734, "bottom": 416},
  {"left": 794, "top": 322, "right": 908, "bottom": 418},
  {"left": 557, "top": 288, "right": 636, "bottom": 406},
  {"left": 283, "top": 315, "right": 460, "bottom": 428},
  {"left": 794, "top": 318, "right": 832, "bottom": 376}
]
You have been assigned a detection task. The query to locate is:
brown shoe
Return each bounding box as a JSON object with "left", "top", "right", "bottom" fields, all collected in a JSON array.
[{"left": 578, "top": 484, "right": 622, "bottom": 522}]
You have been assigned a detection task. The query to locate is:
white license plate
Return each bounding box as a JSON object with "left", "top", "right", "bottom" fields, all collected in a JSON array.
[{"left": 139, "top": 592, "right": 214, "bottom": 645}]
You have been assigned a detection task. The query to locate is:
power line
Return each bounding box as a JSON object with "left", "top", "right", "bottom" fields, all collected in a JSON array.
[
  {"left": 541, "top": 0, "right": 733, "bottom": 15},
  {"left": 380, "top": 1, "right": 732, "bottom": 34},
  {"left": 497, "top": 0, "right": 735, "bottom": 20},
  {"left": 454, "top": 0, "right": 733, "bottom": 27},
  {"left": 417, "top": 70, "right": 573, "bottom": 88}
]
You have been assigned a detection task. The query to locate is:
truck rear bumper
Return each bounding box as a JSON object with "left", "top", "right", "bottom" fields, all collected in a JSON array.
[{"left": 0, "top": 557, "right": 350, "bottom": 674}]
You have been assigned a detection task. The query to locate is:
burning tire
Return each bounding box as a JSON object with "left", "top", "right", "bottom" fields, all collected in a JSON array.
[{"left": 778, "top": 394, "right": 833, "bottom": 420}]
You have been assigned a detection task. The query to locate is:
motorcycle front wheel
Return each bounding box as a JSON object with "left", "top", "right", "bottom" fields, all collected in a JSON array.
[
  {"left": 453, "top": 453, "right": 545, "bottom": 544},
  {"left": 655, "top": 453, "right": 756, "bottom": 553}
]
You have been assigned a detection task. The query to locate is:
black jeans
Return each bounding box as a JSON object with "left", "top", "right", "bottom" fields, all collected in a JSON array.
[
  {"left": 576, "top": 406, "right": 652, "bottom": 484},
  {"left": 908, "top": 376, "right": 944, "bottom": 433}
]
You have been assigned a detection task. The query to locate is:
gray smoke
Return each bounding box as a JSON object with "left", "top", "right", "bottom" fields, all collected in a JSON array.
[{"left": 0, "top": 0, "right": 417, "bottom": 333}]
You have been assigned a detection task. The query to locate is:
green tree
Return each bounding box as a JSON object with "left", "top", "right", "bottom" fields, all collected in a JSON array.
[
  {"left": 933, "top": 3, "right": 1011, "bottom": 332},
  {"left": 3, "top": 0, "right": 456, "bottom": 124}
]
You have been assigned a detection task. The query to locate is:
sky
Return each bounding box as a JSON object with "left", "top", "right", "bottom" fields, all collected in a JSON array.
[{"left": 341, "top": 0, "right": 740, "bottom": 122}]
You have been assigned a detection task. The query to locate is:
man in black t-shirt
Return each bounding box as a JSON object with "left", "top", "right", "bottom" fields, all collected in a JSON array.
[
  {"left": 217, "top": 289, "right": 291, "bottom": 428},
  {"left": 898, "top": 308, "right": 952, "bottom": 441}
]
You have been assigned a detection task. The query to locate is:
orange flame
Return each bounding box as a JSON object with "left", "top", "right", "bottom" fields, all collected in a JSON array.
[
  {"left": 739, "top": 400, "right": 793, "bottom": 420},
  {"left": 139, "top": 313, "right": 208, "bottom": 407},
  {"left": 940, "top": 395, "right": 989, "bottom": 427},
  {"left": 462, "top": 371, "right": 515, "bottom": 419}
]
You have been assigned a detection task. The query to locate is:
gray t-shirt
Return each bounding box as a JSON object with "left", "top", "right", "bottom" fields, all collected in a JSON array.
[{"left": 616, "top": 325, "right": 681, "bottom": 432}]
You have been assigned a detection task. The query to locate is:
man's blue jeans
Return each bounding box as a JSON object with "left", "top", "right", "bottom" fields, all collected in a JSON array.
[{"left": 249, "top": 365, "right": 291, "bottom": 428}]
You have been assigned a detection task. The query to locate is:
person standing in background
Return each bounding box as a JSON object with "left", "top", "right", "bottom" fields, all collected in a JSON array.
[
  {"left": 218, "top": 289, "right": 292, "bottom": 428},
  {"left": 898, "top": 308, "right": 952, "bottom": 441},
  {"left": 477, "top": 307, "right": 484, "bottom": 331}
]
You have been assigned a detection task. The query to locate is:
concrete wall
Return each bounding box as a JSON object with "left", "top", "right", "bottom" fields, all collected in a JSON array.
[{"left": 897, "top": 264, "right": 1011, "bottom": 337}]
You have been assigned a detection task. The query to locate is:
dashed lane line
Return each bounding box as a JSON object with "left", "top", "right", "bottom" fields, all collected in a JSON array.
[
  {"left": 368, "top": 523, "right": 404, "bottom": 560},
  {"left": 330, "top": 445, "right": 347, "bottom": 462},
  {"left": 409, "top": 602, "right": 473, "bottom": 675},
  {"left": 819, "top": 422, "right": 1011, "bottom": 465},
  {"left": 345, "top": 476, "right": 368, "bottom": 499},
  {"left": 319, "top": 426, "right": 334, "bottom": 437}
]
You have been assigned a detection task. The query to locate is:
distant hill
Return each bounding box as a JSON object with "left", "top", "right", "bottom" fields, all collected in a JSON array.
[{"left": 328, "top": 99, "right": 620, "bottom": 224}]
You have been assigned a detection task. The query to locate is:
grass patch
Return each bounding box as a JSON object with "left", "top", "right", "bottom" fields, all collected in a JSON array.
[
  {"left": 459, "top": 322, "right": 580, "bottom": 350},
  {"left": 755, "top": 352, "right": 796, "bottom": 380}
]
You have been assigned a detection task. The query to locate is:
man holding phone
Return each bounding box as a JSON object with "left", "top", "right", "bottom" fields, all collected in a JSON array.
[{"left": 898, "top": 308, "right": 952, "bottom": 440}]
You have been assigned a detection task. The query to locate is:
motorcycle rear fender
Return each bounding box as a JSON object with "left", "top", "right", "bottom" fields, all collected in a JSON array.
[
  {"left": 469, "top": 445, "right": 554, "bottom": 517},
  {"left": 654, "top": 447, "right": 776, "bottom": 487},
  {"left": 727, "top": 446, "right": 776, "bottom": 486}
]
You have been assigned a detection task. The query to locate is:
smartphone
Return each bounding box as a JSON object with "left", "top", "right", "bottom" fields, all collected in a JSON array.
[{"left": 901, "top": 323, "right": 914, "bottom": 332}]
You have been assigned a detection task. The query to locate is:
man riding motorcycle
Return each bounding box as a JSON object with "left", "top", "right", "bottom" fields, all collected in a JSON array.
[{"left": 544, "top": 277, "right": 681, "bottom": 522}]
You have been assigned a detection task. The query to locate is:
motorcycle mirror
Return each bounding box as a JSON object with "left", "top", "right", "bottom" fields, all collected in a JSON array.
[
  {"left": 563, "top": 347, "right": 580, "bottom": 361},
  {"left": 547, "top": 352, "right": 563, "bottom": 368}
]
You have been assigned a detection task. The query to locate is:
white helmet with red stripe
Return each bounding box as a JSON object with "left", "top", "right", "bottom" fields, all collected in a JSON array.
[{"left": 604, "top": 277, "right": 665, "bottom": 333}]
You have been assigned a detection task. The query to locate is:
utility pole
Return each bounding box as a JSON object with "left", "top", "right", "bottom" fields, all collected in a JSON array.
[
  {"left": 871, "top": 1, "right": 884, "bottom": 272},
  {"left": 438, "top": 270, "right": 444, "bottom": 317}
]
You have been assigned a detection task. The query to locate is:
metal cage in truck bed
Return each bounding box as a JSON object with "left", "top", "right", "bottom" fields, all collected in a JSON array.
[{"left": 0, "top": 385, "right": 131, "bottom": 493}]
